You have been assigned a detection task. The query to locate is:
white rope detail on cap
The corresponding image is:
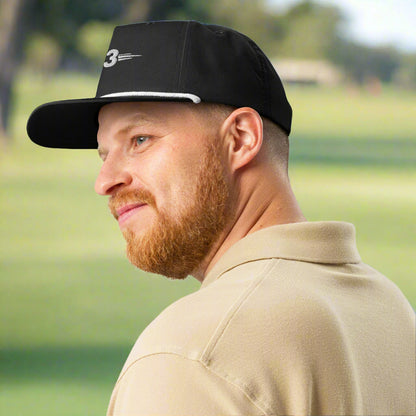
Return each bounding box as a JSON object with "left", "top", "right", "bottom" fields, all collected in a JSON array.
[{"left": 100, "top": 91, "right": 201, "bottom": 103}]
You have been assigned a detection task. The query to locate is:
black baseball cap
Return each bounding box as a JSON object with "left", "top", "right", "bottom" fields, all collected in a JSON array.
[{"left": 27, "top": 20, "right": 292, "bottom": 149}]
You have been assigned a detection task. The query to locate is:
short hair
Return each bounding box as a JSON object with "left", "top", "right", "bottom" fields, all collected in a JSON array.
[{"left": 194, "top": 103, "right": 289, "bottom": 174}]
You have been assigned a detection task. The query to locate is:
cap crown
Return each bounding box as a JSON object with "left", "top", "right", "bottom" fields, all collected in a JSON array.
[{"left": 96, "top": 21, "right": 292, "bottom": 134}]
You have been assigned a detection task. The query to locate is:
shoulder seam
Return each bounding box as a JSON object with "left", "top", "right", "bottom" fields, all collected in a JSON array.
[{"left": 116, "top": 351, "right": 271, "bottom": 415}]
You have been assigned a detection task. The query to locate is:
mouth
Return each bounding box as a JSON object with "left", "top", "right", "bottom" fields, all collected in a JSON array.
[{"left": 116, "top": 203, "right": 146, "bottom": 225}]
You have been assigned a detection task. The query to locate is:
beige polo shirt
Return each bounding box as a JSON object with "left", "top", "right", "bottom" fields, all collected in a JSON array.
[{"left": 107, "top": 222, "right": 415, "bottom": 416}]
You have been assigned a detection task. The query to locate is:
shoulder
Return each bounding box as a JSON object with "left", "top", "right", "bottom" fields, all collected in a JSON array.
[
  {"left": 204, "top": 258, "right": 346, "bottom": 353},
  {"left": 135, "top": 258, "right": 340, "bottom": 360},
  {"left": 112, "top": 258, "right": 293, "bottom": 415},
  {"left": 113, "top": 258, "right": 354, "bottom": 415},
  {"left": 121, "top": 259, "right": 286, "bottom": 370}
]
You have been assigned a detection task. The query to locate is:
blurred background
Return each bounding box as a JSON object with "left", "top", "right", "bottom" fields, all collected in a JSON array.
[{"left": 1, "top": 1, "right": 415, "bottom": 415}]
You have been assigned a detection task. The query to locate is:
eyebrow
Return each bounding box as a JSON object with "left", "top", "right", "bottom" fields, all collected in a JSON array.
[{"left": 97, "top": 114, "right": 154, "bottom": 160}]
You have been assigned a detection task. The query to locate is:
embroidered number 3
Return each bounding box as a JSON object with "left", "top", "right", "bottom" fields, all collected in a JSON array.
[{"left": 104, "top": 49, "right": 119, "bottom": 68}]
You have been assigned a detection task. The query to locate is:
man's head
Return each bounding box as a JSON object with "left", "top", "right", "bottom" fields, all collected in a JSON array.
[
  {"left": 26, "top": 20, "right": 295, "bottom": 279},
  {"left": 95, "top": 101, "right": 289, "bottom": 279}
]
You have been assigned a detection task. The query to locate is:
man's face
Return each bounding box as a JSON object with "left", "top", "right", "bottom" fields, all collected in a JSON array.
[{"left": 95, "top": 102, "right": 232, "bottom": 279}]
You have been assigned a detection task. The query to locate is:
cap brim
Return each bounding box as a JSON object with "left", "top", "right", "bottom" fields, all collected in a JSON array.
[{"left": 27, "top": 95, "right": 196, "bottom": 149}]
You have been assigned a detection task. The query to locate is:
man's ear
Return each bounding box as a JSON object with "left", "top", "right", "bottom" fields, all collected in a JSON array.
[{"left": 220, "top": 107, "right": 263, "bottom": 172}]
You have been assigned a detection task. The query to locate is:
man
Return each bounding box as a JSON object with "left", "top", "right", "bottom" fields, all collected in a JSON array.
[{"left": 27, "top": 21, "right": 415, "bottom": 416}]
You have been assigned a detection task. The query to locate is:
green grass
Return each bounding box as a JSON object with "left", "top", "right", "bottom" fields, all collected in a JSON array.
[{"left": 1, "top": 72, "right": 415, "bottom": 415}]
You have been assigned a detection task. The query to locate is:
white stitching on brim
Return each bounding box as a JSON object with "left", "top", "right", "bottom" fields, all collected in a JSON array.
[{"left": 99, "top": 91, "right": 201, "bottom": 103}]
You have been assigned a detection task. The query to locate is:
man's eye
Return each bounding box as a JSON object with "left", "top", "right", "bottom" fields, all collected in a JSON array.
[{"left": 134, "top": 136, "right": 150, "bottom": 146}]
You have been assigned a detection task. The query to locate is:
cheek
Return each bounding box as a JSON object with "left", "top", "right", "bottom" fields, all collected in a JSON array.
[
  {"left": 134, "top": 146, "right": 189, "bottom": 206},
  {"left": 163, "top": 159, "right": 204, "bottom": 212},
  {"left": 164, "top": 164, "right": 198, "bottom": 205},
  {"left": 134, "top": 136, "right": 208, "bottom": 207}
]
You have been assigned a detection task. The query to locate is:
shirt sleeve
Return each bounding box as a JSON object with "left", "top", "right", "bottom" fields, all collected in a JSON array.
[{"left": 107, "top": 352, "right": 266, "bottom": 416}]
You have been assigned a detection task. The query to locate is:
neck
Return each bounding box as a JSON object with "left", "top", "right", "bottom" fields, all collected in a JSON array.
[{"left": 193, "top": 171, "right": 306, "bottom": 282}]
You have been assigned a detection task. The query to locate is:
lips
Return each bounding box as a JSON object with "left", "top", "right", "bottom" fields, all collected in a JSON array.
[{"left": 116, "top": 203, "right": 146, "bottom": 225}]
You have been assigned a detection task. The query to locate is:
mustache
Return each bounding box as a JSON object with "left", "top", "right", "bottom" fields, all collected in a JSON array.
[{"left": 108, "top": 188, "right": 156, "bottom": 219}]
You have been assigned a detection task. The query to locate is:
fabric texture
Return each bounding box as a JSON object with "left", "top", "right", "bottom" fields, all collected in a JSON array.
[{"left": 107, "top": 221, "right": 415, "bottom": 416}]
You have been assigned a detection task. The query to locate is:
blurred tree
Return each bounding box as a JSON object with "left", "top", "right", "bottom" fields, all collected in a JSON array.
[
  {"left": 160, "top": 0, "right": 213, "bottom": 22},
  {"left": 275, "top": 0, "right": 404, "bottom": 87},
  {"left": 30, "top": 0, "right": 124, "bottom": 68},
  {"left": 77, "top": 21, "right": 115, "bottom": 67},
  {"left": 25, "top": 33, "right": 61, "bottom": 73},
  {"left": 165, "top": 0, "right": 285, "bottom": 56},
  {"left": 0, "top": 0, "right": 33, "bottom": 144},
  {"left": 0, "top": 0, "right": 124, "bottom": 142},
  {"left": 277, "top": 0, "right": 343, "bottom": 59},
  {"left": 122, "top": 0, "right": 186, "bottom": 22},
  {"left": 209, "top": 0, "right": 284, "bottom": 55},
  {"left": 394, "top": 53, "right": 416, "bottom": 88},
  {"left": 331, "top": 41, "right": 401, "bottom": 84}
]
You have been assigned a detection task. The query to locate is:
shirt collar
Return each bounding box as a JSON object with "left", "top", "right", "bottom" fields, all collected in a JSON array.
[{"left": 202, "top": 221, "right": 361, "bottom": 289}]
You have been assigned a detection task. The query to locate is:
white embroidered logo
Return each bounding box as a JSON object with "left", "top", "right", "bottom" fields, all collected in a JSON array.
[{"left": 103, "top": 49, "right": 142, "bottom": 68}]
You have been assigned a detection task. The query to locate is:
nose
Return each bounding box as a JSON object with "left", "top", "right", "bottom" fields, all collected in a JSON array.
[{"left": 94, "top": 153, "right": 133, "bottom": 196}]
